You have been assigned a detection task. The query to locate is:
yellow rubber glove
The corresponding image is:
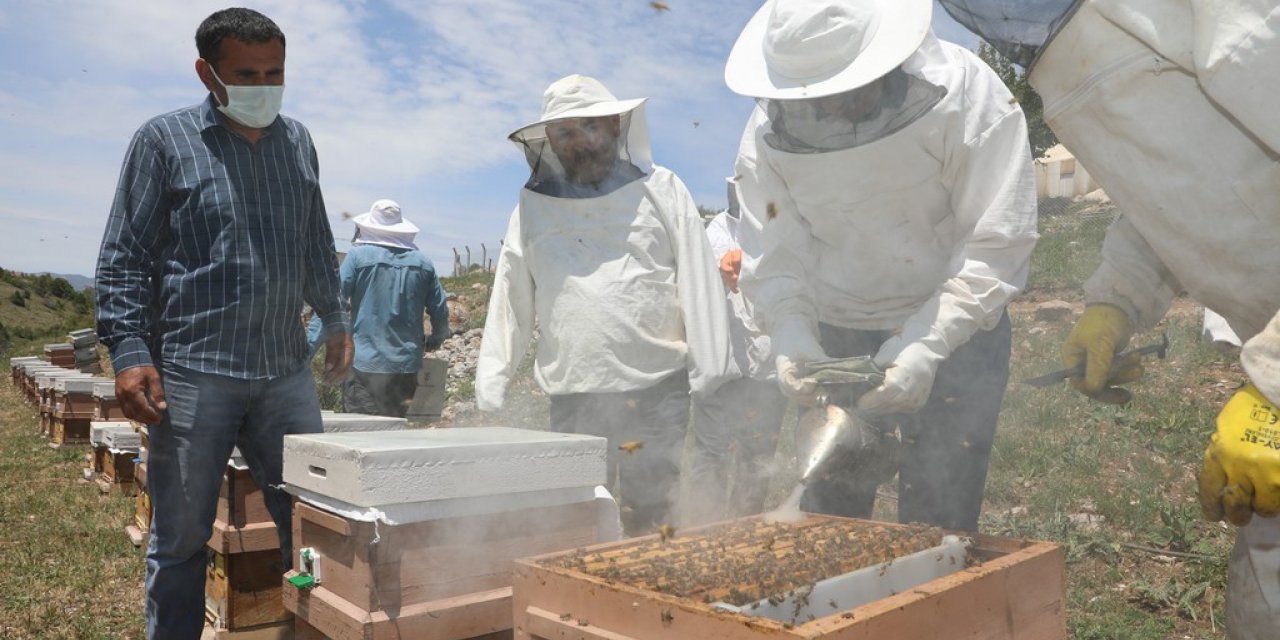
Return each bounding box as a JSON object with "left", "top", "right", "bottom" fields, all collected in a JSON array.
[
  {"left": 1061, "top": 303, "right": 1143, "bottom": 404},
  {"left": 1199, "top": 384, "right": 1280, "bottom": 526}
]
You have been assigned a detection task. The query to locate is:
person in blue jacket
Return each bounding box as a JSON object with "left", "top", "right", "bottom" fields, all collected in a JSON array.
[{"left": 312, "top": 199, "right": 451, "bottom": 417}]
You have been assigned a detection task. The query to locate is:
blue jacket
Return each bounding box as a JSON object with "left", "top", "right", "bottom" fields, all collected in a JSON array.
[{"left": 310, "top": 243, "right": 450, "bottom": 373}]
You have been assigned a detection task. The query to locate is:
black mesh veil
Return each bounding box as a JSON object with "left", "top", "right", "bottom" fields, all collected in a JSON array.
[
  {"left": 936, "top": 0, "right": 1083, "bottom": 68},
  {"left": 511, "top": 112, "right": 644, "bottom": 198}
]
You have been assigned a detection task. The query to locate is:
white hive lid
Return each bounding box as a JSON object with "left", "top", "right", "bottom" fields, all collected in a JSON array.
[
  {"left": 319, "top": 413, "right": 408, "bottom": 432},
  {"left": 104, "top": 429, "right": 142, "bottom": 450},
  {"left": 35, "top": 371, "right": 91, "bottom": 388},
  {"left": 54, "top": 376, "right": 113, "bottom": 393},
  {"left": 92, "top": 382, "right": 117, "bottom": 399},
  {"left": 90, "top": 421, "right": 135, "bottom": 446},
  {"left": 283, "top": 427, "right": 607, "bottom": 508}
]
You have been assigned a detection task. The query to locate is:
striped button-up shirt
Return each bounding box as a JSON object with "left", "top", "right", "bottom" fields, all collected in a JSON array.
[{"left": 96, "top": 95, "right": 348, "bottom": 379}]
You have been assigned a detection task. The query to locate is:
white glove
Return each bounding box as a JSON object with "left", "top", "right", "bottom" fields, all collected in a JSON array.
[
  {"left": 772, "top": 317, "right": 826, "bottom": 406},
  {"left": 858, "top": 342, "right": 942, "bottom": 415},
  {"left": 776, "top": 354, "right": 821, "bottom": 406}
]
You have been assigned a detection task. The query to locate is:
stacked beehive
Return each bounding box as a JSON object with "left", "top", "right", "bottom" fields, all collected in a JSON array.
[
  {"left": 49, "top": 375, "right": 112, "bottom": 445},
  {"left": 34, "top": 369, "right": 95, "bottom": 442},
  {"left": 43, "top": 342, "right": 76, "bottom": 367},
  {"left": 280, "top": 427, "right": 621, "bottom": 640},
  {"left": 203, "top": 412, "right": 409, "bottom": 639},
  {"left": 67, "top": 328, "right": 102, "bottom": 373},
  {"left": 89, "top": 421, "right": 141, "bottom": 494}
]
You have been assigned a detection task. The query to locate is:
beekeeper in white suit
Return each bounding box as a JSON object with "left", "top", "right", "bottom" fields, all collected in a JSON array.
[
  {"left": 724, "top": 0, "right": 1038, "bottom": 532},
  {"left": 476, "top": 74, "right": 736, "bottom": 536},
  {"left": 937, "top": 0, "right": 1280, "bottom": 636}
]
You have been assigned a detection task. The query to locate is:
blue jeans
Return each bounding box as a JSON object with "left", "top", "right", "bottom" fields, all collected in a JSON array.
[{"left": 144, "top": 363, "right": 322, "bottom": 640}]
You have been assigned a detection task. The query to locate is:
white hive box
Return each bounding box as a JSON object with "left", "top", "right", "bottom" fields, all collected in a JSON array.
[
  {"left": 283, "top": 427, "right": 607, "bottom": 520},
  {"left": 92, "top": 382, "right": 116, "bottom": 399},
  {"left": 282, "top": 427, "right": 617, "bottom": 640},
  {"left": 10, "top": 356, "right": 43, "bottom": 368},
  {"left": 90, "top": 421, "right": 135, "bottom": 447},
  {"left": 104, "top": 428, "right": 142, "bottom": 451},
  {"left": 53, "top": 376, "right": 112, "bottom": 394}
]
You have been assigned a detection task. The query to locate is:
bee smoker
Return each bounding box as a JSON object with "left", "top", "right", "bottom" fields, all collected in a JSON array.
[{"left": 794, "top": 357, "right": 900, "bottom": 490}]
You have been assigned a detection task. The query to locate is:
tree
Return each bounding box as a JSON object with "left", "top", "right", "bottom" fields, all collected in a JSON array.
[{"left": 977, "top": 43, "right": 1057, "bottom": 158}]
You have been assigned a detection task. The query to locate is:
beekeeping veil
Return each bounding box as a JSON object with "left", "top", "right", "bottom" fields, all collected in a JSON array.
[
  {"left": 724, "top": 0, "right": 945, "bottom": 153},
  {"left": 936, "top": 0, "right": 1081, "bottom": 69},
  {"left": 509, "top": 75, "right": 653, "bottom": 198}
]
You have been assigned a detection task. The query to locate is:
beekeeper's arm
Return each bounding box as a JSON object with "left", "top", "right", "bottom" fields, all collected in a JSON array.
[
  {"left": 735, "top": 108, "right": 826, "bottom": 404},
  {"left": 665, "top": 174, "right": 738, "bottom": 398},
  {"left": 705, "top": 210, "right": 742, "bottom": 292},
  {"left": 859, "top": 86, "right": 1038, "bottom": 414},
  {"left": 1188, "top": 0, "right": 1280, "bottom": 156},
  {"left": 1057, "top": 213, "right": 1181, "bottom": 402},
  {"left": 475, "top": 207, "right": 535, "bottom": 412}
]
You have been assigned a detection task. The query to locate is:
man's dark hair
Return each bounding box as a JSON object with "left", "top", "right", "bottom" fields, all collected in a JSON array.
[{"left": 196, "top": 8, "right": 286, "bottom": 65}]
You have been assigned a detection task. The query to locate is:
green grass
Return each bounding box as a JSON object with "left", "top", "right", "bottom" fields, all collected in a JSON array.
[{"left": 0, "top": 373, "right": 144, "bottom": 639}]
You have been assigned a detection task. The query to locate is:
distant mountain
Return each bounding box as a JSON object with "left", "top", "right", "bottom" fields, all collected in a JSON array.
[{"left": 44, "top": 273, "right": 94, "bottom": 291}]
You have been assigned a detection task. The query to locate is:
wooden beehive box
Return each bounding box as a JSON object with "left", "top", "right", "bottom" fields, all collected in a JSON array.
[
  {"left": 282, "top": 499, "right": 603, "bottom": 640},
  {"left": 51, "top": 417, "right": 91, "bottom": 446},
  {"left": 127, "top": 461, "right": 152, "bottom": 548},
  {"left": 512, "top": 515, "right": 1066, "bottom": 640},
  {"left": 207, "top": 548, "right": 292, "bottom": 631},
  {"left": 207, "top": 463, "right": 279, "bottom": 555}
]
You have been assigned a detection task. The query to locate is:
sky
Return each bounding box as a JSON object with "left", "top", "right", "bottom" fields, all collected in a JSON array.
[{"left": 0, "top": 1, "right": 976, "bottom": 280}]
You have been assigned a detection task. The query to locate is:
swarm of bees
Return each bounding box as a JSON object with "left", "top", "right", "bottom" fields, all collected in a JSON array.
[{"left": 542, "top": 517, "right": 946, "bottom": 609}]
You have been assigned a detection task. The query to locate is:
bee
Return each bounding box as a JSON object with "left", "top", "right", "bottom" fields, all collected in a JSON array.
[
  {"left": 766, "top": 201, "right": 778, "bottom": 220},
  {"left": 658, "top": 524, "right": 677, "bottom": 544},
  {"left": 618, "top": 440, "right": 644, "bottom": 454},
  {"left": 650, "top": 1, "right": 671, "bottom": 11}
]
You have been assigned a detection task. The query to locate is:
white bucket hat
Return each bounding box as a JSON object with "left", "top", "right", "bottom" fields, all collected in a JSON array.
[
  {"left": 725, "top": 0, "right": 932, "bottom": 100},
  {"left": 352, "top": 199, "right": 419, "bottom": 249},
  {"left": 508, "top": 74, "right": 647, "bottom": 142}
]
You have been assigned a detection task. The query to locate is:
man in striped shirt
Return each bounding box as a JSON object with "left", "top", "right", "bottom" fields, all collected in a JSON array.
[{"left": 94, "top": 8, "right": 350, "bottom": 639}]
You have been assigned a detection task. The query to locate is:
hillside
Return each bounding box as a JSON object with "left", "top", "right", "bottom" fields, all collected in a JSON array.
[{"left": 0, "top": 268, "right": 94, "bottom": 354}]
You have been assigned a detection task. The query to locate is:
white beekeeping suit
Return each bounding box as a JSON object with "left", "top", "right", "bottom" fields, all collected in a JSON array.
[
  {"left": 940, "top": 1, "right": 1280, "bottom": 636},
  {"left": 731, "top": 1, "right": 1038, "bottom": 411},
  {"left": 724, "top": 0, "right": 1037, "bottom": 533},
  {"left": 475, "top": 75, "right": 736, "bottom": 411},
  {"left": 703, "top": 183, "right": 773, "bottom": 382}
]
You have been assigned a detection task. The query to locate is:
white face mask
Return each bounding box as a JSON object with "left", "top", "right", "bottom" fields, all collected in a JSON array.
[{"left": 209, "top": 67, "right": 284, "bottom": 129}]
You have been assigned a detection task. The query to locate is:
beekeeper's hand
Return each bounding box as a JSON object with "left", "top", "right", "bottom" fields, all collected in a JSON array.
[
  {"left": 776, "top": 355, "right": 822, "bottom": 406},
  {"left": 858, "top": 342, "right": 940, "bottom": 415},
  {"left": 323, "top": 332, "right": 353, "bottom": 384},
  {"left": 719, "top": 248, "right": 743, "bottom": 293},
  {"left": 1062, "top": 303, "right": 1143, "bottom": 404},
  {"left": 1199, "top": 384, "right": 1280, "bottom": 526},
  {"left": 116, "top": 365, "right": 167, "bottom": 425}
]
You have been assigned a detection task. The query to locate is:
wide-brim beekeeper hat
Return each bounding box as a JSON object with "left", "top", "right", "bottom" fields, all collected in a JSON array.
[
  {"left": 352, "top": 199, "right": 419, "bottom": 248},
  {"left": 725, "top": 0, "right": 932, "bottom": 100},
  {"left": 508, "top": 74, "right": 648, "bottom": 143}
]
